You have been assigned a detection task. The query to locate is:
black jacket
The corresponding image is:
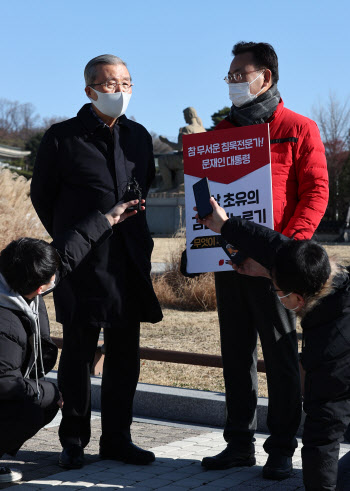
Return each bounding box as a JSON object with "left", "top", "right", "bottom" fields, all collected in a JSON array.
[
  {"left": 0, "top": 211, "right": 113, "bottom": 448},
  {"left": 0, "top": 296, "right": 59, "bottom": 408},
  {"left": 31, "top": 104, "right": 162, "bottom": 327},
  {"left": 300, "top": 267, "right": 350, "bottom": 372},
  {"left": 220, "top": 218, "right": 350, "bottom": 375}
]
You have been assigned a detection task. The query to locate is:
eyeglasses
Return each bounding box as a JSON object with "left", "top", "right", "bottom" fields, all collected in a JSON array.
[
  {"left": 224, "top": 69, "right": 264, "bottom": 84},
  {"left": 89, "top": 81, "right": 134, "bottom": 91}
]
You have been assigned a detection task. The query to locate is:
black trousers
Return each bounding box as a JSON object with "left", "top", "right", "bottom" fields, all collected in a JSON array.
[
  {"left": 302, "top": 356, "right": 350, "bottom": 490},
  {"left": 215, "top": 271, "right": 301, "bottom": 456},
  {"left": 337, "top": 450, "right": 350, "bottom": 490},
  {"left": 58, "top": 319, "right": 140, "bottom": 448},
  {"left": 0, "top": 397, "right": 59, "bottom": 457}
]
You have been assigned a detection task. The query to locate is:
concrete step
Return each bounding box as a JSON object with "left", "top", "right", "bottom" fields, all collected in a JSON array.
[{"left": 45, "top": 372, "right": 305, "bottom": 436}]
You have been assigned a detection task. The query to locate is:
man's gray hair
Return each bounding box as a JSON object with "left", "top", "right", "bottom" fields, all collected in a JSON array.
[{"left": 84, "top": 54, "right": 128, "bottom": 86}]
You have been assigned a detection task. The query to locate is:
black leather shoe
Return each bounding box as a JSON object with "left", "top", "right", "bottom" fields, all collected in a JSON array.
[
  {"left": 263, "top": 454, "right": 293, "bottom": 480},
  {"left": 59, "top": 444, "right": 85, "bottom": 469},
  {"left": 100, "top": 442, "right": 155, "bottom": 465},
  {"left": 201, "top": 443, "right": 256, "bottom": 470}
]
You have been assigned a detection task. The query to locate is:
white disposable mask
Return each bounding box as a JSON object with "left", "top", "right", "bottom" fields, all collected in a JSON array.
[
  {"left": 276, "top": 291, "right": 299, "bottom": 312},
  {"left": 47, "top": 279, "right": 56, "bottom": 291},
  {"left": 41, "top": 277, "right": 56, "bottom": 295},
  {"left": 228, "top": 71, "right": 265, "bottom": 107},
  {"left": 88, "top": 88, "right": 132, "bottom": 118}
]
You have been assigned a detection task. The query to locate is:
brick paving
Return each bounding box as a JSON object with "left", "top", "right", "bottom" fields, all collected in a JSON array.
[
  {"left": 1, "top": 415, "right": 349, "bottom": 490},
  {"left": 0, "top": 416, "right": 206, "bottom": 489}
]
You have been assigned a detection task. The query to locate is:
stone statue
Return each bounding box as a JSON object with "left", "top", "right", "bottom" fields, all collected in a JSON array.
[{"left": 157, "top": 107, "right": 206, "bottom": 191}]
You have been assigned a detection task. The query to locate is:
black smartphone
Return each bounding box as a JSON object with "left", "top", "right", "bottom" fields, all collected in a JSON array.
[
  {"left": 219, "top": 237, "right": 247, "bottom": 266},
  {"left": 193, "top": 177, "right": 213, "bottom": 219},
  {"left": 123, "top": 178, "right": 142, "bottom": 212}
]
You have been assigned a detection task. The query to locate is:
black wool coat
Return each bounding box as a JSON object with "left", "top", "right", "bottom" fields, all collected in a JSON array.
[{"left": 31, "top": 104, "right": 162, "bottom": 328}]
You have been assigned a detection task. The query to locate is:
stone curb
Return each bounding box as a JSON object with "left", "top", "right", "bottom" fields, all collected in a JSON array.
[{"left": 46, "top": 371, "right": 304, "bottom": 436}]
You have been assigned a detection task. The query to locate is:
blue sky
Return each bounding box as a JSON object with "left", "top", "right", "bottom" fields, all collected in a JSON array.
[{"left": 1, "top": 0, "right": 349, "bottom": 140}]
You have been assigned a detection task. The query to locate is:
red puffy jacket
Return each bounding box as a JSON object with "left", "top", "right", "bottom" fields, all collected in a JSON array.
[{"left": 215, "top": 99, "right": 329, "bottom": 240}]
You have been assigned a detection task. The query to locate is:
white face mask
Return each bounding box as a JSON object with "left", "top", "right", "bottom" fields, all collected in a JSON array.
[
  {"left": 48, "top": 279, "right": 56, "bottom": 289},
  {"left": 276, "top": 291, "right": 299, "bottom": 312},
  {"left": 88, "top": 87, "right": 132, "bottom": 118},
  {"left": 40, "top": 276, "right": 56, "bottom": 295},
  {"left": 228, "top": 71, "right": 265, "bottom": 107}
]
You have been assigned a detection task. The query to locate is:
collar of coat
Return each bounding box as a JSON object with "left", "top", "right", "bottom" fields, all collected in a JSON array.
[{"left": 77, "top": 103, "right": 134, "bottom": 135}]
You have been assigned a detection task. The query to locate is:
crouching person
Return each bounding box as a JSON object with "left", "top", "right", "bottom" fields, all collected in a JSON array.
[
  {"left": 196, "top": 197, "right": 350, "bottom": 491},
  {"left": 0, "top": 199, "right": 142, "bottom": 483}
]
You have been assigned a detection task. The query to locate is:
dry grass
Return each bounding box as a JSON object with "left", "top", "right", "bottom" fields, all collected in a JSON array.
[
  {"left": 0, "top": 169, "right": 47, "bottom": 250},
  {"left": 139, "top": 309, "right": 224, "bottom": 391},
  {"left": 152, "top": 242, "right": 217, "bottom": 311},
  {"left": 153, "top": 272, "right": 217, "bottom": 311}
]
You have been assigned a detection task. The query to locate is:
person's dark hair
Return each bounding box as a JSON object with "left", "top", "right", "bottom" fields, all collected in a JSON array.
[
  {"left": 272, "top": 240, "right": 331, "bottom": 299},
  {"left": 0, "top": 238, "right": 61, "bottom": 296},
  {"left": 232, "top": 42, "right": 279, "bottom": 84}
]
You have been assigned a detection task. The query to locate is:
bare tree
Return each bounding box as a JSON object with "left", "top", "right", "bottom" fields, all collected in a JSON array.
[
  {"left": 313, "top": 93, "right": 350, "bottom": 221},
  {"left": 41, "top": 115, "right": 67, "bottom": 130},
  {"left": 19, "top": 103, "right": 40, "bottom": 140},
  {"left": 314, "top": 93, "right": 350, "bottom": 147},
  {"left": 0, "top": 98, "right": 40, "bottom": 145},
  {"left": 150, "top": 131, "right": 173, "bottom": 154},
  {"left": 0, "top": 99, "right": 19, "bottom": 135}
]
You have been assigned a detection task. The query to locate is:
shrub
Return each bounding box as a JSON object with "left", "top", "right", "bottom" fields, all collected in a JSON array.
[
  {"left": 16, "top": 169, "right": 33, "bottom": 179},
  {"left": 0, "top": 169, "right": 47, "bottom": 251},
  {"left": 152, "top": 243, "right": 217, "bottom": 311}
]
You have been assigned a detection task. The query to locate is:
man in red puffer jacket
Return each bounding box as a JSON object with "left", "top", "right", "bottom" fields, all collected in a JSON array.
[{"left": 201, "top": 42, "right": 329, "bottom": 481}]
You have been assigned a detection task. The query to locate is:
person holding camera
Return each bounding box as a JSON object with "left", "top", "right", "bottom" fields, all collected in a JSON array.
[
  {"left": 0, "top": 200, "right": 141, "bottom": 482},
  {"left": 196, "top": 197, "right": 350, "bottom": 491},
  {"left": 31, "top": 54, "right": 162, "bottom": 469}
]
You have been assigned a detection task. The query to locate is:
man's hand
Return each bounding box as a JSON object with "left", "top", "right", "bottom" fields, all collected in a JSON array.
[
  {"left": 105, "top": 199, "right": 145, "bottom": 226},
  {"left": 196, "top": 197, "right": 270, "bottom": 279},
  {"left": 195, "top": 197, "right": 229, "bottom": 233},
  {"left": 231, "top": 257, "right": 271, "bottom": 278}
]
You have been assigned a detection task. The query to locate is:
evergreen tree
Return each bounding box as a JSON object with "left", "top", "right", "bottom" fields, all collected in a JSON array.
[
  {"left": 25, "top": 132, "right": 44, "bottom": 172},
  {"left": 207, "top": 107, "right": 230, "bottom": 130}
]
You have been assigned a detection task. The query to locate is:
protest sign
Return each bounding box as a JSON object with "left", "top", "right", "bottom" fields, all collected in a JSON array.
[{"left": 183, "top": 123, "right": 273, "bottom": 273}]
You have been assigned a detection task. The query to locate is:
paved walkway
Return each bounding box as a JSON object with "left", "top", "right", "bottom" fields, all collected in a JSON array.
[{"left": 1, "top": 415, "right": 349, "bottom": 490}]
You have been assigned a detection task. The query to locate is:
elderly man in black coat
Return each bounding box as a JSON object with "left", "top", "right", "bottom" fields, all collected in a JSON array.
[{"left": 31, "top": 54, "right": 162, "bottom": 469}]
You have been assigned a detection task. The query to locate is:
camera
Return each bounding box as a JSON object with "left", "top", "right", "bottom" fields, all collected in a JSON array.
[
  {"left": 219, "top": 237, "right": 247, "bottom": 266},
  {"left": 123, "top": 177, "right": 142, "bottom": 211}
]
